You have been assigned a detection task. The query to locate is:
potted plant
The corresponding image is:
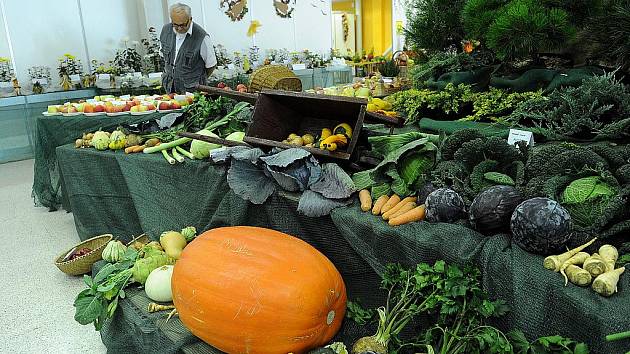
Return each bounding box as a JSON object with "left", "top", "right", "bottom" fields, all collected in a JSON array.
[
  {"left": 113, "top": 38, "right": 142, "bottom": 87},
  {"left": 91, "top": 60, "right": 118, "bottom": 89},
  {"left": 28, "top": 66, "right": 52, "bottom": 94},
  {"left": 141, "top": 27, "right": 163, "bottom": 85},
  {"left": 57, "top": 53, "right": 83, "bottom": 90},
  {"left": 0, "top": 57, "right": 15, "bottom": 95}
]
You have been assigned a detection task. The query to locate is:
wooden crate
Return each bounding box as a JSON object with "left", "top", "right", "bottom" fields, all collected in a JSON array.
[{"left": 244, "top": 89, "right": 367, "bottom": 160}]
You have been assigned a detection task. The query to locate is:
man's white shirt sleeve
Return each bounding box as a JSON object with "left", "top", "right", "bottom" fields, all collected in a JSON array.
[{"left": 200, "top": 35, "right": 217, "bottom": 68}]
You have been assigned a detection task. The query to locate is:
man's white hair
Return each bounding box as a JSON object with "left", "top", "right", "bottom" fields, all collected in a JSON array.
[{"left": 170, "top": 3, "right": 192, "bottom": 17}]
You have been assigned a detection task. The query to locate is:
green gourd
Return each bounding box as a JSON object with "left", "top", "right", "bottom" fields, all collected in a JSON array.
[{"left": 102, "top": 241, "right": 127, "bottom": 263}]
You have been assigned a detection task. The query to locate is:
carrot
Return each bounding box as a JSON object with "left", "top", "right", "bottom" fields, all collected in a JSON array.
[
  {"left": 543, "top": 237, "right": 597, "bottom": 272},
  {"left": 565, "top": 265, "right": 592, "bottom": 287},
  {"left": 125, "top": 145, "right": 139, "bottom": 154},
  {"left": 372, "top": 195, "right": 389, "bottom": 215},
  {"left": 380, "top": 194, "right": 401, "bottom": 215},
  {"left": 132, "top": 145, "right": 146, "bottom": 153},
  {"left": 560, "top": 252, "right": 590, "bottom": 286},
  {"left": 382, "top": 197, "right": 416, "bottom": 220},
  {"left": 388, "top": 202, "right": 417, "bottom": 221},
  {"left": 389, "top": 205, "right": 426, "bottom": 226},
  {"left": 359, "top": 189, "right": 372, "bottom": 212},
  {"left": 592, "top": 267, "right": 625, "bottom": 296}
]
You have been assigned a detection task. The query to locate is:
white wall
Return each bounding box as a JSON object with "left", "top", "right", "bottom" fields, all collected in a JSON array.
[{"left": 0, "top": 0, "right": 334, "bottom": 88}]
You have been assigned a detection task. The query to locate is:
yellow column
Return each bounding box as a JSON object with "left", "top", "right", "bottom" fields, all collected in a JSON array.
[{"left": 361, "top": 0, "right": 392, "bottom": 56}]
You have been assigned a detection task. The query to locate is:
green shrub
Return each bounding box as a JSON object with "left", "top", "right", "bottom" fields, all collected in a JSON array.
[
  {"left": 582, "top": 0, "right": 630, "bottom": 70},
  {"left": 404, "top": 0, "right": 466, "bottom": 52},
  {"left": 410, "top": 52, "right": 477, "bottom": 87},
  {"left": 486, "top": 0, "right": 576, "bottom": 60}
]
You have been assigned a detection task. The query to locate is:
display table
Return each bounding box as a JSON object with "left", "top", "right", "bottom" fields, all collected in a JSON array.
[
  {"left": 33, "top": 111, "right": 171, "bottom": 210},
  {"left": 56, "top": 145, "right": 630, "bottom": 353}
]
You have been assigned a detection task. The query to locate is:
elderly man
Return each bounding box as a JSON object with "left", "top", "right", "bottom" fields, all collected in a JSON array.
[{"left": 160, "top": 3, "right": 217, "bottom": 93}]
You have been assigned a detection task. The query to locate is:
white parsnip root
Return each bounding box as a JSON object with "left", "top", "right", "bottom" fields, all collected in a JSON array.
[
  {"left": 593, "top": 267, "right": 625, "bottom": 297},
  {"left": 565, "top": 265, "right": 592, "bottom": 286},
  {"left": 584, "top": 253, "right": 608, "bottom": 277},
  {"left": 543, "top": 238, "right": 597, "bottom": 272},
  {"left": 560, "top": 252, "right": 590, "bottom": 286}
]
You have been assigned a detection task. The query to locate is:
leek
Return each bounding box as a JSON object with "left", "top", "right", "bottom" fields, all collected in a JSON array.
[
  {"left": 176, "top": 146, "right": 194, "bottom": 159},
  {"left": 143, "top": 137, "right": 191, "bottom": 154},
  {"left": 161, "top": 150, "right": 176, "bottom": 165},
  {"left": 171, "top": 148, "right": 185, "bottom": 163}
]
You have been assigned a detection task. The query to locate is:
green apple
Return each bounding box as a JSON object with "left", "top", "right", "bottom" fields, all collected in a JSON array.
[
  {"left": 138, "top": 105, "right": 148, "bottom": 112},
  {"left": 130, "top": 105, "right": 140, "bottom": 113},
  {"left": 47, "top": 105, "right": 58, "bottom": 113},
  {"left": 76, "top": 103, "right": 85, "bottom": 112},
  {"left": 355, "top": 87, "right": 371, "bottom": 98}
]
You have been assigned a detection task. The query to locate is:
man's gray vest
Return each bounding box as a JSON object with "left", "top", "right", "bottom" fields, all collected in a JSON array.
[{"left": 160, "top": 22, "right": 208, "bottom": 93}]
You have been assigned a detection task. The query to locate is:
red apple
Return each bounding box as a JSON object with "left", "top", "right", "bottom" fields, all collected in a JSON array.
[
  {"left": 84, "top": 104, "right": 95, "bottom": 113},
  {"left": 168, "top": 93, "right": 175, "bottom": 99},
  {"left": 170, "top": 101, "right": 181, "bottom": 109},
  {"left": 146, "top": 103, "right": 156, "bottom": 111},
  {"left": 159, "top": 101, "right": 171, "bottom": 110},
  {"left": 123, "top": 104, "right": 132, "bottom": 112},
  {"left": 94, "top": 105, "right": 105, "bottom": 113},
  {"left": 113, "top": 105, "right": 124, "bottom": 113}
]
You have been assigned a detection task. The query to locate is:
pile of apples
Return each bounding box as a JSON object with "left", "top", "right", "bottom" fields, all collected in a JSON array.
[
  {"left": 217, "top": 82, "right": 248, "bottom": 93},
  {"left": 156, "top": 93, "right": 193, "bottom": 111}
]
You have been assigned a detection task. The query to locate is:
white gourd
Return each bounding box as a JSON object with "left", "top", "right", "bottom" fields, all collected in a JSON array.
[
  {"left": 102, "top": 240, "right": 127, "bottom": 263},
  {"left": 145, "top": 265, "right": 174, "bottom": 302}
]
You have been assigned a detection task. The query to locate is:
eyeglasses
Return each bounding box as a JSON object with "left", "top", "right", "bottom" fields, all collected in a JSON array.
[{"left": 172, "top": 18, "right": 190, "bottom": 29}]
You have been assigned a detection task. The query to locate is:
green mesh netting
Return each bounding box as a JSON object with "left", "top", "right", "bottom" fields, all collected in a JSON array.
[
  {"left": 32, "top": 112, "right": 164, "bottom": 210},
  {"left": 59, "top": 144, "right": 629, "bottom": 353}
]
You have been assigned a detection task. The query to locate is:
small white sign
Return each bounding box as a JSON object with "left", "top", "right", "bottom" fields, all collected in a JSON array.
[
  {"left": 507, "top": 129, "right": 534, "bottom": 146},
  {"left": 292, "top": 63, "right": 307, "bottom": 70},
  {"left": 32, "top": 78, "right": 48, "bottom": 85},
  {"left": 227, "top": 63, "right": 236, "bottom": 70},
  {"left": 69, "top": 74, "right": 81, "bottom": 82},
  {"left": 133, "top": 72, "right": 142, "bottom": 78},
  {"left": 97, "top": 74, "right": 110, "bottom": 81},
  {"left": 148, "top": 72, "right": 162, "bottom": 79}
]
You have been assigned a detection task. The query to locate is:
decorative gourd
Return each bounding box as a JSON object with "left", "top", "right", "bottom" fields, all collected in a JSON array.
[
  {"left": 102, "top": 240, "right": 127, "bottom": 263},
  {"left": 145, "top": 265, "right": 174, "bottom": 302},
  {"left": 108, "top": 129, "right": 126, "bottom": 150},
  {"left": 159, "top": 231, "right": 187, "bottom": 259},
  {"left": 91, "top": 130, "right": 110, "bottom": 151},
  {"left": 172, "top": 226, "right": 347, "bottom": 354}
]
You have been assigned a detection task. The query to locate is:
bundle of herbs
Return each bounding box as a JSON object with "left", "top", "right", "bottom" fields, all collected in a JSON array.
[{"left": 347, "top": 261, "right": 589, "bottom": 354}]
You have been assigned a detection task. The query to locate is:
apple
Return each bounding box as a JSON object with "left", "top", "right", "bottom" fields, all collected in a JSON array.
[
  {"left": 84, "top": 104, "right": 94, "bottom": 113},
  {"left": 104, "top": 105, "right": 114, "bottom": 113},
  {"left": 113, "top": 105, "right": 124, "bottom": 113},
  {"left": 47, "top": 105, "right": 59, "bottom": 113},
  {"left": 146, "top": 103, "right": 156, "bottom": 111},
  {"left": 186, "top": 97, "right": 194, "bottom": 104},
  {"left": 76, "top": 103, "right": 85, "bottom": 113},
  {"left": 217, "top": 82, "right": 226, "bottom": 89},
  {"left": 130, "top": 106, "right": 140, "bottom": 113},
  {"left": 94, "top": 96, "right": 101, "bottom": 101},
  {"left": 68, "top": 106, "right": 78, "bottom": 113},
  {"left": 236, "top": 84, "right": 247, "bottom": 91},
  {"left": 158, "top": 101, "right": 171, "bottom": 110},
  {"left": 123, "top": 104, "right": 132, "bottom": 112},
  {"left": 138, "top": 105, "right": 148, "bottom": 112},
  {"left": 94, "top": 105, "right": 105, "bottom": 113},
  {"left": 170, "top": 101, "right": 181, "bottom": 109}
]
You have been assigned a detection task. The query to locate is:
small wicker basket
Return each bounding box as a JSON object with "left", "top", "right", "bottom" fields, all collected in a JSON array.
[
  {"left": 126, "top": 233, "right": 150, "bottom": 248},
  {"left": 54, "top": 234, "right": 113, "bottom": 276},
  {"left": 249, "top": 65, "right": 302, "bottom": 93}
]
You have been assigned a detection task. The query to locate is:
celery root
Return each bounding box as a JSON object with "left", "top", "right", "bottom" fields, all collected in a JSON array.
[
  {"left": 560, "top": 252, "right": 590, "bottom": 286},
  {"left": 593, "top": 267, "right": 625, "bottom": 297},
  {"left": 565, "top": 265, "right": 592, "bottom": 287},
  {"left": 543, "top": 237, "right": 597, "bottom": 272},
  {"left": 584, "top": 253, "right": 608, "bottom": 277}
]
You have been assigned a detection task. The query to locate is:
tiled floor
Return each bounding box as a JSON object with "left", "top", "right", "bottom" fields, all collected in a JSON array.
[{"left": 0, "top": 159, "right": 106, "bottom": 353}]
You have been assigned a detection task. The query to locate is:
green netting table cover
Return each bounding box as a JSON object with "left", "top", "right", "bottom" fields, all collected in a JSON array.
[
  {"left": 32, "top": 112, "right": 167, "bottom": 210},
  {"left": 56, "top": 145, "right": 630, "bottom": 353}
]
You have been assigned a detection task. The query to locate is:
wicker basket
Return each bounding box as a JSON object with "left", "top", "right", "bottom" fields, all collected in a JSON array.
[
  {"left": 54, "top": 234, "right": 113, "bottom": 276},
  {"left": 126, "top": 233, "right": 149, "bottom": 247},
  {"left": 249, "top": 65, "right": 302, "bottom": 93}
]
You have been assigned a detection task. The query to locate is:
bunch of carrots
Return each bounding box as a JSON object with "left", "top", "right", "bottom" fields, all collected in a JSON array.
[
  {"left": 543, "top": 237, "right": 626, "bottom": 297},
  {"left": 358, "top": 190, "right": 426, "bottom": 226}
]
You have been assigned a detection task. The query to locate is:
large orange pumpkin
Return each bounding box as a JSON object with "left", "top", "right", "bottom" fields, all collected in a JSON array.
[{"left": 171, "top": 226, "right": 347, "bottom": 354}]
